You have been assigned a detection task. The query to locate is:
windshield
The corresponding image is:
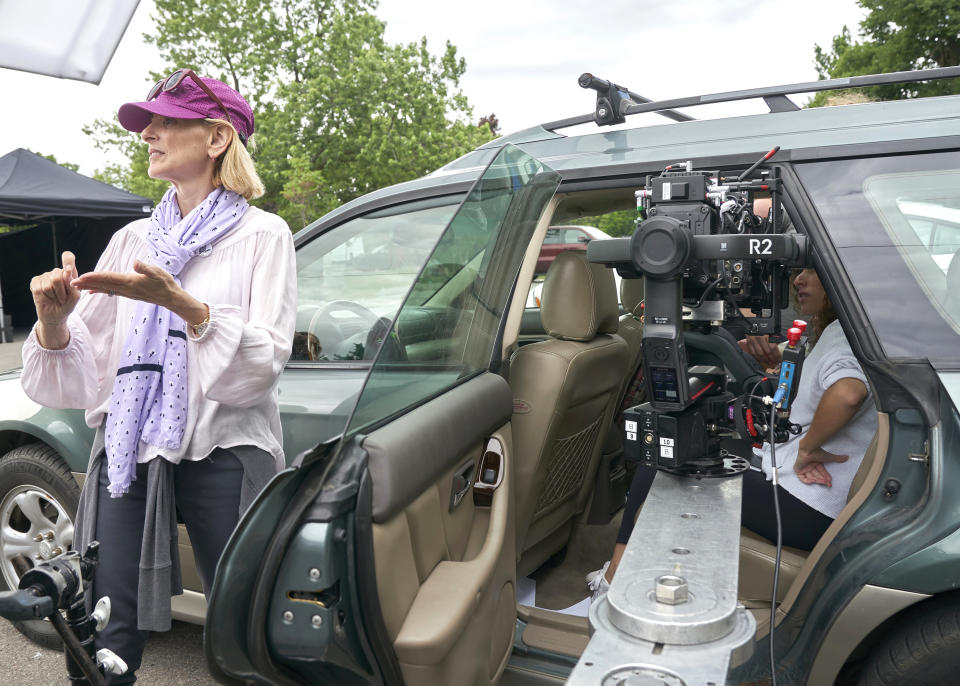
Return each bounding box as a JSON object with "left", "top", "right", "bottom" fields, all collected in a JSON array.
[{"left": 291, "top": 195, "right": 463, "bottom": 362}]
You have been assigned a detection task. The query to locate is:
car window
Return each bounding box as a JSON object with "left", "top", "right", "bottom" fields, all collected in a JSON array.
[
  {"left": 291, "top": 196, "right": 463, "bottom": 362},
  {"left": 795, "top": 152, "right": 960, "bottom": 367},
  {"left": 542, "top": 227, "right": 563, "bottom": 244},
  {"left": 345, "top": 145, "right": 560, "bottom": 435}
]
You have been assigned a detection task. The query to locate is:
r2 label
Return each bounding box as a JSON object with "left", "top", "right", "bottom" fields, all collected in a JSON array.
[{"left": 749, "top": 238, "right": 773, "bottom": 255}]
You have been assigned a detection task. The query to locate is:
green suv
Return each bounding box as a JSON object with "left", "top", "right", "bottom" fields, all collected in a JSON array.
[{"left": 4, "top": 68, "right": 960, "bottom": 685}]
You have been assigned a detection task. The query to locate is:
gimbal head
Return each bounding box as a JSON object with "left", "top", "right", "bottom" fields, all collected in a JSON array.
[{"left": 587, "top": 156, "right": 808, "bottom": 474}]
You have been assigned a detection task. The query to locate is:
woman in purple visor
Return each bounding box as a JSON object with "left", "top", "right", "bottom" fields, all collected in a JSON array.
[{"left": 21, "top": 69, "right": 296, "bottom": 683}]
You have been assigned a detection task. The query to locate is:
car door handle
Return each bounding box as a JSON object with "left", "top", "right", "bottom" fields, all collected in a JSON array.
[{"left": 449, "top": 460, "right": 475, "bottom": 512}]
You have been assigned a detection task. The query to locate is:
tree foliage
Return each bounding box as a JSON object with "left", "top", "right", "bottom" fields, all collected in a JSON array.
[
  {"left": 811, "top": 0, "right": 960, "bottom": 106},
  {"left": 577, "top": 209, "right": 636, "bottom": 238},
  {"left": 88, "top": 0, "right": 495, "bottom": 228}
]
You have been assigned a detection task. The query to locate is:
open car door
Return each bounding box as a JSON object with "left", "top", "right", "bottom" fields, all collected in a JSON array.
[{"left": 205, "top": 145, "right": 561, "bottom": 685}]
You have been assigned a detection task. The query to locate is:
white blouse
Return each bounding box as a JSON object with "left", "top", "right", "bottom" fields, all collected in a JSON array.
[
  {"left": 20, "top": 206, "right": 297, "bottom": 471},
  {"left": 759, "top": 319, "right": 878, "bottom": 518}
]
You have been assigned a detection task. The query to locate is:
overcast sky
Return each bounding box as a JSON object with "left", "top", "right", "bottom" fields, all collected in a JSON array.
[{"left": 0, "top": 0, "right": 867, "bottom": 176}]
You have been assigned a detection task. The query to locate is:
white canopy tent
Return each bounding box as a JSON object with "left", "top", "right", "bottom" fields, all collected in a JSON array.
[{"left": 0, "top": 0, "right": 139, "bottom": 85}]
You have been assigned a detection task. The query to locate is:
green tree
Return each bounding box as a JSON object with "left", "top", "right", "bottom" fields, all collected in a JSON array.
[
  {"left": 811, "top": 0, "right": 960, "bottom": 106},
  {"left": 87, "top": 0, "right": 494, "bottom": 228},
  {"left": 577, "top": 209, "right": 636, "bottom": 238},
  {"left": 82, "top": 119, "right": 169, "bottom": 202}
]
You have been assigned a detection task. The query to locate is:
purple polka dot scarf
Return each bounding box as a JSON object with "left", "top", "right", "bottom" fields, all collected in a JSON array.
[{"left": 103, "top": 186, "right": 249, "bottom": 497}]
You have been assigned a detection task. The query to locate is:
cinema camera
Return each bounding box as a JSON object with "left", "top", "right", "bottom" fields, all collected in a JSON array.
[{"left": 587, "top": 153, "right": 810, "bottom": 475}]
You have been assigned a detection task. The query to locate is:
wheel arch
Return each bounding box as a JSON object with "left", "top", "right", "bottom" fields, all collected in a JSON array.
[
  {"left": 0, "top": 417, "right": 93, "bottom": 474},
  {"left": 831, "top": 589, "right": 960, "bottom": 685},
  {"left": 806, "top": 584, "right": 938, "bottom": 685}
]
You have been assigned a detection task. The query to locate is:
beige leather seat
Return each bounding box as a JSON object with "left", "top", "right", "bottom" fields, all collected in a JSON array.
[
  {"left": 510, "top": 252, "right": 629, "bottom": 574},
  {"left": 617, "top": 278, "right": 645, "bottom": 385},
  {"left": 738, "top": 428, "right": 883, "bottom": 609}
]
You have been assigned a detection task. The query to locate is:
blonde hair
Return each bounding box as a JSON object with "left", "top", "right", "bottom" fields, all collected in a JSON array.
[{"left": 205, "top": 118, "right": 264, "bottom": 199}]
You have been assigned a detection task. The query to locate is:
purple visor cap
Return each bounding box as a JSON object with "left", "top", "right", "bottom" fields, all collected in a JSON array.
[{"left": 118, "top": 76, "right": 254, "bottom": 143}]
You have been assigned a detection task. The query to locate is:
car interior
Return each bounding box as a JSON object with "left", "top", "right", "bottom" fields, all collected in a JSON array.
[
  {"left": 350, "top": 178, "right": 892, "bottom": 686},
  {"left": 499, "top": 187, "right": 889, "bottom": 678}
]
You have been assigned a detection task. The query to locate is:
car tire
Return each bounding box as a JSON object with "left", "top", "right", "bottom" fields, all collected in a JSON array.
[
  {"left": 0, "top": 443, "right": 82, "bottom": 651},
  {"left": 856, "top": 594, "right": 960, "bottom": 686}
]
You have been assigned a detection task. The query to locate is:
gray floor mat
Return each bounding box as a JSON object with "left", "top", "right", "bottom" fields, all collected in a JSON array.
[{"left": 528, "top": 508, "right": 624, "bottom": 610}]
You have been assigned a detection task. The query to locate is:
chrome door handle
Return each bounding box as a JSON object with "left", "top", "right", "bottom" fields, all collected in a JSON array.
[{"left": 449, "top": 461, "right": 475, "bottom": 512}]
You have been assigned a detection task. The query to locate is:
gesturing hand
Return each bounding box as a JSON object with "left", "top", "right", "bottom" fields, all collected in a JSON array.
[
  {"left": 31, "top": 251, "right": 81, "bottom": 328},
  {"left": 794, "top": 445, "right": 849, "bottom": 488},
  {"left": 71, "top": 260, "right": 179, "bottom": 309}
]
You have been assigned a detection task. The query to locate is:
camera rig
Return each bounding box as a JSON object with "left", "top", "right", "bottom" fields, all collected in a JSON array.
[
  {"left": 587, "top": 153, "right": 809, "bottom": 476},
  {"left": 0, "top": 543, "right": 126, "bottom": 685},
  {"left": 575, "top": 145, "right": 811, "bottom": 685}
]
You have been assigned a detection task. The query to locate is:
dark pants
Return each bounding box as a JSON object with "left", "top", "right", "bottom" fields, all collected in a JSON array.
[
  {"left": 93, "top": 449, "right": 244, "bottom": 684},
  {"left": 616, "top": 464, "right": 834, "bottom": 552}
]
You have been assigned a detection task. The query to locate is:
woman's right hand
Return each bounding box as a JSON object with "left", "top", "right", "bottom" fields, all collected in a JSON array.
[
  {"left": 739, "top": 334, "right": 783, "bottom": 370},
  {"left": 30, "top": 251, "right": 80, "bottom": 349}
]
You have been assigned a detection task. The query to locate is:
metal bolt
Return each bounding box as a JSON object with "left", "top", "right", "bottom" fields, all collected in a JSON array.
[
  {"left": 309, "top": 568, "right": 320, "bottom": 580},
  {"left": 598, "top": 107, "right": 609, "bottom": 118},
  {"left": 311, "top": 615, "right": 323, "bottom": 627},
  {"left": 655, "top": 574, "right": 689, "bottom": 605},
  {"left": 282, "top": 610, "right": 294, "bottom": 622},
  {"left": 33, "top": 534, "right": 43, "bottom": 542},
  {"left": 44, "top": 531, "right": 55, "bottom": 541},
  {"left": 51, "top": 547, "right": 62, "bottom": 556}
]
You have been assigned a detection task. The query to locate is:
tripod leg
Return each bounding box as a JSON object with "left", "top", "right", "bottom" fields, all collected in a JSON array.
[{"left": 50, "top": 610, "right": 106, "bottom": 686}]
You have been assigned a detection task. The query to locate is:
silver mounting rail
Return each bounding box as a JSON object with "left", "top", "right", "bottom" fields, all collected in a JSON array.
[{"left": 567, "top": 471, "right": 755, "bottom": 686}]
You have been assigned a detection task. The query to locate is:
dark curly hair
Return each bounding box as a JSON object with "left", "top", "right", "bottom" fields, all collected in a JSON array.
[{"left": 791, "top": 268, "right": 837, "bottom": 343}]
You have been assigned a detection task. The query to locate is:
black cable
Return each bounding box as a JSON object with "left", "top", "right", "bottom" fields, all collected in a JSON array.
[
  {"left": 748, "top": 375, "right": 769, "bottom": 400},
  {"left": 694, "top": 277, "right": 723, "bottom": 308},
  {"left": 768, "top": 402, "right": 782, "bottom": 686}
]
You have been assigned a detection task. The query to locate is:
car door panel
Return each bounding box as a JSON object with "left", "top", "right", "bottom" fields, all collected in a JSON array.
[
  {"left": 206, "top": 145, "right": 559, "bottom": 685},
  {"left": 366, "top": 372, "right": 515, "bottom": 685}
]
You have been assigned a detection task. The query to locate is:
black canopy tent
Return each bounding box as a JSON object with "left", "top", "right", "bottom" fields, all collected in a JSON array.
[{"left": 0, "top": 148, "right": 152, "bottom": 337}]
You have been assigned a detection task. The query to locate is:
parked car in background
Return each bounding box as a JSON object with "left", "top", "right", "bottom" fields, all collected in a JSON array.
[
  {"left": 525, "top": 225, "right": 618, "bottom": 308},
  {"left": 535, "top": 224, "right": 613, "bottom": 273},
  {"left": 3, "top": 69, "right": 960, "bottom": 686}
]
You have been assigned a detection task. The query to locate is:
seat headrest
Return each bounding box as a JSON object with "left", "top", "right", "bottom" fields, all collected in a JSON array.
[
  {"left": 541, "top": 251, "right": 620, "bottom": 341},
  {"left": 619, "top": 278, "right": 644, "bottom": 317}
]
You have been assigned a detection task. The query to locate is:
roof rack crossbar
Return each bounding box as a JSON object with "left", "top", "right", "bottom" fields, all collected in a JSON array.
[
  {"left": 541, "top": 80, "right": 695, "bottom": 132},
  {"left": 622, "top": 65, "right": 960, "bottom": 117}
]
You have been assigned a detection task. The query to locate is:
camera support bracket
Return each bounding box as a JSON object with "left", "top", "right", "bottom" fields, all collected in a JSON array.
[{"left": 567, "top": 471, "right": 755, "bottom": 685}]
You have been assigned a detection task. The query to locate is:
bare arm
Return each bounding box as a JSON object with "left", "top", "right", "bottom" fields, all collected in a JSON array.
[{"left": 794, "top": 377, "right": 869, "bottom": 487}]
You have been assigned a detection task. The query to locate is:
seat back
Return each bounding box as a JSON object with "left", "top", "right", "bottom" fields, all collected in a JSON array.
[
  {"left": 615, "top": 278, "right": 645, "bottom": 411},
  {"left": 737, "top": 416, "right": 888, "bottom": 637},
  {"left": 509, "top": 252, "right": 628, "bottom": 569}
]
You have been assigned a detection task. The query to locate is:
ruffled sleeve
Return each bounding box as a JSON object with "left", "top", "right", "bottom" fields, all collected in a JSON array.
[
  {"left": 191, "top": 219, "right": 296, "bottom": 407},
  {"left": 20, "top": 232, "right": 127, "bottom": 409}
]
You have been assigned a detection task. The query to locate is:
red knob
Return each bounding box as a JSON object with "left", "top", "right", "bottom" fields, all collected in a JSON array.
[
  {"left": 792, "top": 319, "right": 808, "bottom": 334},
  {"left": 787, "top": 327, "right": 802, "bottom": 347}
]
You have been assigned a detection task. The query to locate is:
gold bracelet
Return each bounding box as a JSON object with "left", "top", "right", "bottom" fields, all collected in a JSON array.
[{"left": 190, "top": 305, "right": 210, "bottom": 337}]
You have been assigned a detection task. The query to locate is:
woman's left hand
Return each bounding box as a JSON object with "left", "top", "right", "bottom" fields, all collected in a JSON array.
[
  {"left": 72, "top": 260, "right": 179, "bottom": 309},
  {"left": 794, "top": 445, "right": 848, "bottom": 488}
]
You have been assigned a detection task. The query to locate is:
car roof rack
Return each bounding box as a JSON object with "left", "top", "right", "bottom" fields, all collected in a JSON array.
[{"left": 542, "top": 65, "right": 960, "bottom": 132}]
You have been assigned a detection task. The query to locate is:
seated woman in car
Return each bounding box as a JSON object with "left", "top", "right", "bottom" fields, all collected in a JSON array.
[{"left": 588, "top": 267, "right": 878, "bottom": 599}]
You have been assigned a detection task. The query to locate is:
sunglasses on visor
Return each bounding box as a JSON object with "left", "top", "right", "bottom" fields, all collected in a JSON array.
[{"left": 146, "top": 69, "right": 246, "bottom": 144}]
